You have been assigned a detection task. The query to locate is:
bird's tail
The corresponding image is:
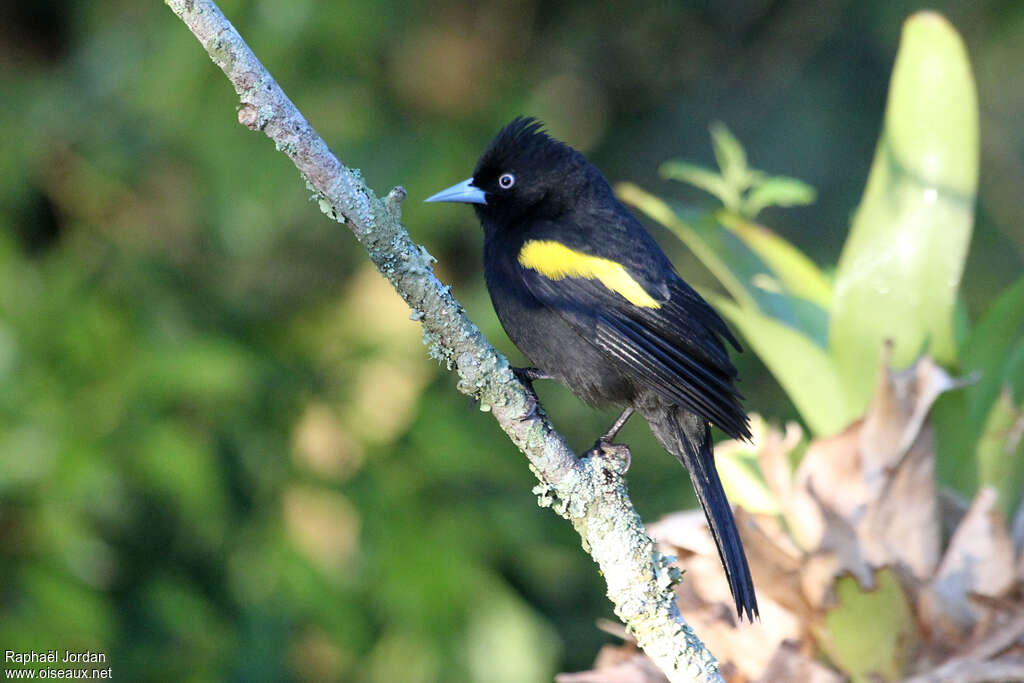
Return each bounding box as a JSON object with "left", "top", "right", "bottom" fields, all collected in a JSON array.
[{"left": 646, "top": 406, "right": 758, "bottom": 621}]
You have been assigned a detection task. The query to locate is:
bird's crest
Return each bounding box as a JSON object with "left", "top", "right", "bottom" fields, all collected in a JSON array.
[
  {"left": 476, "top": 116, "right": 578, "bottom": 180},
  {"left": 488, "top": 116, "right": 548, "bottom": 153}
]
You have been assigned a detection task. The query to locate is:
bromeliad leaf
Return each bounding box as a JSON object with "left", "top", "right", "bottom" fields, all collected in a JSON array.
[
  {"left": 960, "top": 276, "right": 1024, "bottom": 428},
  {"left": 829, "top": 13, "right": 979, "bottom": 413}
]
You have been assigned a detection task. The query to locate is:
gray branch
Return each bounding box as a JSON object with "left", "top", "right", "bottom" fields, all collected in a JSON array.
[{"left": 164, "top": 2, "right": 723, "bottom": 680}]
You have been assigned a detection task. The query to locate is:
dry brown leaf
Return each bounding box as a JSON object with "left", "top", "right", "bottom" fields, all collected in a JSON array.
[
  {"left": 858, "top": 428, "right": 939, "bottom": 579},
  {"left": 855, "top": 355, "right": 952, "bottom": 578},
  {"left": 733, "top": 510, "right": 812, "bottom": 620},
  {"left": 859, "top": 351, "right": 954, "bottom": 475},
  {"left": 799, "top": 486, "right": 874, "bottom": 609},
  {"left": 690, "top": 609, "right": 802, "bottom": 683},
  {"left": 921, "top": 487, "right": 1017, "bottom": 635},
  {"left": 648, "top": 510, "right": 719, "bottom": 558},
  {"left": 650, "top": 510, "right": 805, "bottom": 681},
  {"left": 907, "top": 614, "right": 1024, "bottom": 683},
  {"left": 754, "top": 640, "right": 845, "bottom": 683},
  {"left": 555, "top": 645, "right": 669, "bottom": 683},
  {"left": 755, "top": 420, "right": 803, "bottom": 512},
  {"left": 792, "top": 354, "right": 952, "bottom": 580},
  {"left": 906, "top": 658, "right": 1024, "bottom": 683},
  {"left": 788, "top": 421, "right": 862, "bottom": 552},
  {"left": 957, "top": 612, "right": 1024, "bottom": 661},
  {"left": 684, "top": 552, "right": 742, "bottom": 611}
]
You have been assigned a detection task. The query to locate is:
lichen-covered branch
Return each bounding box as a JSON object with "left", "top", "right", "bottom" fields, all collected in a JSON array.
[{"left": 164, "top": 2, "right": 723, "bottom": 680}]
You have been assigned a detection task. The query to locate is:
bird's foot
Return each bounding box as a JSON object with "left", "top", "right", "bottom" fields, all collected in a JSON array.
[
  {"left": 517, "top": 390, "right": 539, "bottom": 421},
  {"left": 586, "top": 437, "right": 632, "bottom": 472},
  {"left": 511, "top": 367, "right": 548, "bottom": 421},
  {"left": 512, "top": 367, "right": 551, "bottom": 385}
]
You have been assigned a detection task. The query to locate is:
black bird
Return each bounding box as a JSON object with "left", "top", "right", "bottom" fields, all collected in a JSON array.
[{"left": 426, "top": 117, "right": 758, "bottom": 621}]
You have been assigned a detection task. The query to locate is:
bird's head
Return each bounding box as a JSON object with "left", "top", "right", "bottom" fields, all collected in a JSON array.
[{"left": 426, "top": 117, "right": 598, "bottom": 226}]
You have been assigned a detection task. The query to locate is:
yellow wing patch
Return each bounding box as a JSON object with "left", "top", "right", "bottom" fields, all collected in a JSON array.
[{"left": 518, "top": 240, "right": 662, "bottom": 309}]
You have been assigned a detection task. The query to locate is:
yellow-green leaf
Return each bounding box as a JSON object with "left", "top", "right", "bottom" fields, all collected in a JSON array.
[
  {"left": 742, "top": 175, "right": 816, "bottom": 217},
  {"left": 821, "top": 569, "right": 917, "bottom": 682},
  {"left": 709, "top": 121, "right": 750, "bottom": 192},
  {"left": 830, "top": 11, "right": 979, "bottom": 414}
]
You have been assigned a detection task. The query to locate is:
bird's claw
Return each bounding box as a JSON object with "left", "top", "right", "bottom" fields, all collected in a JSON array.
[
  {"left": 511, "top": 368, "right": 541, "bottom": 421},
  {"left": 586, "top": 438, "right": 632, "bottom": 472},
  {"left": 517, "top": 390, "right": 539, "bottom": 421}
]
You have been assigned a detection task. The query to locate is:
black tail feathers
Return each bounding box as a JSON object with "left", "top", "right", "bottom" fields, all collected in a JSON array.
[{"left": 647, "top": 406, "right": 758, "bottom": 621}]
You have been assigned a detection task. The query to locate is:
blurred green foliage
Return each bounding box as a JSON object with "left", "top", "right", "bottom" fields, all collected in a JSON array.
[
  {"left": 0, "top": 2, "right": 1021, "bottom": 682},
  {"left": 660, "top": 122, "right": 817, "bottom": 219}
]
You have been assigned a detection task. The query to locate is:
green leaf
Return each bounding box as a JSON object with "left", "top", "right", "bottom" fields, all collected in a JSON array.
[
  {"left": 1006, "top": 342, "right": 1024, "bottom": 402},
  {"left": 717, "top": 212, "right": 832, "bottom": 309},
  {"left": 829, "top": 12, "right": 979, "bottom": 414},
  {"left": 741, "top": 175, "right": 817, "bottom": 217},
  {"left": 658, "top": 160, "right": 740, "bottom": 210},
  {"left": 933, "top": 389, "right": 978, "bottom": 499},
  {"left": 711, "top": 295, "right": 851, "bottom": 436},
  {"left": 952, "top": 296, "right": 971, "bottom": 351},
  {"left": 960, "top": 276, "right": 1024, "bottom": 427},
  {"left": 752, "top": 288, "right": 829, "bottom": 348},
  {"left": 976, "top": 389, "right": 1024, "bottom": 517},
  {"left": 936, "top": 279, "right": 1024, "bottom": 497},
  {"left": 709, "top": 121, "right": 750, "bottom": 192},
  {"left": 821, "top": 569, "right": 917, "bottom": 683}
]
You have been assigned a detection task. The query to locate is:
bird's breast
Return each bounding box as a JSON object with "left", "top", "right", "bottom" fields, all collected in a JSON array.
[{"left": 483, "top": 237, "right": 636, "bottom": 406}]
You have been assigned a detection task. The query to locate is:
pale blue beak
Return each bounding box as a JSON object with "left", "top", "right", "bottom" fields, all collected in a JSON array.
[{"left": 424, "top": 177, "right": 487, "bottom": 205}]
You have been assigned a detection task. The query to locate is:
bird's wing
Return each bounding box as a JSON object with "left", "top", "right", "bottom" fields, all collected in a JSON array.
[{"left": 519, "top": 254, "right": 750, "bottom": 440}]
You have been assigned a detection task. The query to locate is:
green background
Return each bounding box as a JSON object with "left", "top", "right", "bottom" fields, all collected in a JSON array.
[{"left": 1, "top": 1, "right": 1021, "bottom": 681}]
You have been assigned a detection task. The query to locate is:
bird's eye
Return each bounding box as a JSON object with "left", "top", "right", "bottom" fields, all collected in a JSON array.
[{"left": 498, "top": 173, "right": 516, "bottom": 189}]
